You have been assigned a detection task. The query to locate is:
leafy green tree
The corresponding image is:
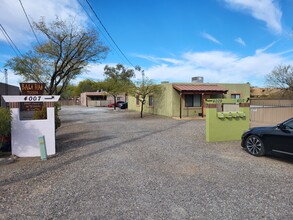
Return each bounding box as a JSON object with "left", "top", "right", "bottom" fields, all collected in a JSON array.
[
  {"left": 132, "top": 66, "right": 162, "bottom": 118},
  {"left": 104, "top": 64, "right": 135, "bottom": 109},
  {"left": 5, "top": 17, "right": 108, "bottom": 95},
  {"left": 75, "top": 79, "right": 105, "bottom": 95},
  {"left": 60, "top": 84, "right": 77, "bottom": 99}
]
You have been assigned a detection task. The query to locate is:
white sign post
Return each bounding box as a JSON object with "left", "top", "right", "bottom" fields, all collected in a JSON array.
[{"left": 2, "top": 95, "right": 60, "bottom": 157}]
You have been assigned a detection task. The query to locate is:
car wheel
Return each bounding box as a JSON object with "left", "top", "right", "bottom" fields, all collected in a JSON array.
[{"left": 245, "top": 135, "right": 265, "bottom": 156}]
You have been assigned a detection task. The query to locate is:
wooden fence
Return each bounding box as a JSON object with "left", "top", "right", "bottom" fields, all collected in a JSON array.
[
  {"left": 58, "top": 99, "right": 80, "bottom": 106},
  {"left": 250, "top": 99, "right": 293, "bottom": 127}
]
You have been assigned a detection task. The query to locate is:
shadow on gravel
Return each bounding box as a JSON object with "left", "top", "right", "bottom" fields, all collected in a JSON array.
[
  {"left": 267, "top": 153, "right": 293, "bottom": 164},
  {"left": 56, "top": 135, "right": 117, "bottom": 153},
  {"left": 241, "top": 148, "right": 293, "bottom": 164},
  {"left": 0, "top": 120, "right": 190, "bottom": 187}
]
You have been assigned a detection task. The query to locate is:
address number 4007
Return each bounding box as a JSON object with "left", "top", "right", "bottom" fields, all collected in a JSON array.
[{"left": 24, "top": 96, "right": 41, "bottom": 101}]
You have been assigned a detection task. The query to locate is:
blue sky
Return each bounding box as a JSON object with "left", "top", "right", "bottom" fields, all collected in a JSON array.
[{"left": 1, "top": 0, "right": 293, "bottom": 87}]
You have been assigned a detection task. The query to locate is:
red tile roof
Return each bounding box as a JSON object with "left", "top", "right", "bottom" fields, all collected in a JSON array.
[{"left": 173, "top": 84, "right": 228, "bottom": 93}]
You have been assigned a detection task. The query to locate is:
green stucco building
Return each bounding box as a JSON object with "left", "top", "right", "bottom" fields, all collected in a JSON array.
[{"left": 128, "top": 82, "right": 250, "bottom": 118}]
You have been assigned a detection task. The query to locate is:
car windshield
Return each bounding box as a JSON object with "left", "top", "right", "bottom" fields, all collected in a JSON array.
[{"left": 284, "top": 120, "right": 293, "bottom": 129}]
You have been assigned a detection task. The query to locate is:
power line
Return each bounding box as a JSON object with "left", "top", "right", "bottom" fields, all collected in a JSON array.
[
  {"left": 84, "top": 0, "right": 135, "bottom": 68},
  {"left": 18, "top": 0, "right": 41, "bottom": 45},
  {"left": 77, "top": 0, "right": 123, "bottom": 62},
  {"left": 0, "top": 24, "right": 22, "bottom": 56},
  {"left": 0, "top": 24, "right": 40, "bottom": 79}
]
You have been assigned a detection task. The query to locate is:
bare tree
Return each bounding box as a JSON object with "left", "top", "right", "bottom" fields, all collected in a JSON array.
[
  {"left": 266, "top": 65, "right": 293, "bottom": 92},
  {"left": 5, "top": 17, "right": 108, "bottom": 95},
  {"left": 131, "top": 66, "right": 161, "bottom": 118}
]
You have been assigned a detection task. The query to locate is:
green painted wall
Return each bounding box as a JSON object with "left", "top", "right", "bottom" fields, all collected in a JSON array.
[
  {"left": 219, "top": 83, "right": 250, "bottom": 99},
  {"left": 155, "top": 83, "right": 173, "bottom": 117},
  {"left": 128, "top": 83, "right": 174, "bottom": 116},
  {"left": 206, "top": 105, "right": 250, "bottom": 142}
]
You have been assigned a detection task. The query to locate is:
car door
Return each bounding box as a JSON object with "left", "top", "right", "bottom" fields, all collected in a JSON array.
[{"left": 270, "top": 119, "right": 293, "bottom": 154}]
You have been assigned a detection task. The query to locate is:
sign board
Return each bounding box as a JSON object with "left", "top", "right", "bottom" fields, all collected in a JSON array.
[
  {"left": 205, "top": 98, "right": 249, "bottom": 104},
  {"left": 20, "top": 83, "right": 45, "bottom": 95},
  {"left": 2, "top": 95, "right": 60, "bottom": 103},
  {"left": 20, "top": 83, "right": 46, "bottom": 111}
]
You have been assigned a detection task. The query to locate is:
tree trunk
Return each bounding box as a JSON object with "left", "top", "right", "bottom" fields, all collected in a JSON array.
[
  {"left": 113, "top": 95, "right": 117, "bottom": 110},
  {"left": 140, "top": 100, "right": 145, "bottom": 118}
]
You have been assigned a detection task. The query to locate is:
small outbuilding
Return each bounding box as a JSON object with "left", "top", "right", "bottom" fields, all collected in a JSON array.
[{"left": 80, "top": 91, "right": 126, "bottom": 107}]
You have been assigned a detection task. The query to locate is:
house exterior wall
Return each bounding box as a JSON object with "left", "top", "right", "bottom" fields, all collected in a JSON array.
[
  {"left": 128, "top": 82, "right": 250, "bottom": 118},
  {"left": 128, "top": 83, "right": 174, "bottom": 117},
  {"left": 80, "top": 93, "right": 87, "bottom": 106},
  {"left": 80, "top": 92, "right": 126, "bottom": 107},
  {"left": 155, "top": 83, "right": 174, "bottom": 117},
  {"left": 219, "top": 83, "right": 250, "bottom": 99}
]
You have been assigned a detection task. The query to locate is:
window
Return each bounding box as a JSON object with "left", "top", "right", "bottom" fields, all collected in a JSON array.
[
  {"left": 284, "top": 119, "right": 293, "bottom": 129},
  {"left": 136, "top": 96, "right": 140, "bottom": 105},
  {"left": 149, "top": 96, "right": 153, "bottom": 107},
  {"left": 231, "top": 94, "right": 240, "bottom": 99},
  {"left": 185, "top": 94, "right": 201, "bottom": 107}
]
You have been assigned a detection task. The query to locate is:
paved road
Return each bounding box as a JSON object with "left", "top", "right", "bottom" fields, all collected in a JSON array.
[{"left": 1, "top": 106, "right": 293, "bottom": 219}]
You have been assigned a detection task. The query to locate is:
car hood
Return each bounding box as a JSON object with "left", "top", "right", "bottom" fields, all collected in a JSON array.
[{"left": 250, "top": 126, "right": 277, "bottom": 132}]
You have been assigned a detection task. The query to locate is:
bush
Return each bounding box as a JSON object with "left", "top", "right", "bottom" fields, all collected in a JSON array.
[
  {"left": 33, "top": 103, "right": 61, "bottom": 129},
  {"left": 33, "top": 105, "right": 47, "bottom": 120},
  {"left": 0, "top": 107, "right": 12, "bottom": 149}
]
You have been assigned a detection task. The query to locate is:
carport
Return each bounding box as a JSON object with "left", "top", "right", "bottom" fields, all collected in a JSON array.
[{"left": 80, "top": 92, "right": 108, "bottom": 107}]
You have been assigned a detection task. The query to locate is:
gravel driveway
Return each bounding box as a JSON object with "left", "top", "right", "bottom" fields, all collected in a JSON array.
[{"left": 1, "top": 105, "right": 293, "bottom": 219}]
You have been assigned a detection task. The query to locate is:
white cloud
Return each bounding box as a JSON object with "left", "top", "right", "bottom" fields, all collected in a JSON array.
[
  {"left": 182, "top": 51, "right": 239, "bottom": 68},
  {"left": 7, "top": 50, "right": 292, "bottom": 88},
  {"left": 255, "top": 40, "right": 278, "bottom": 54},
  {"left": 235, "top": 37, "right": 246, "bottom": 46},
  {"left": 133, "top": 54, "right": 183, "bottom": 65},
  {"left": 201, "top": 32, "right": 222, "bottom": 45},
  {"left": 0, "top": 0, "right": 87, "bottom": 47},
  {"left": 223, "top": 0, "right": 282, "bottom": 34},
  {"left": 137, "top": 50, "right": 291, "bottom": 87}
]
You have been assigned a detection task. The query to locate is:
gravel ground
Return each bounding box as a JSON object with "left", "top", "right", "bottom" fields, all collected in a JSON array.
[{"left": 0, "top": 105, "right": 293, "bottom": 219}]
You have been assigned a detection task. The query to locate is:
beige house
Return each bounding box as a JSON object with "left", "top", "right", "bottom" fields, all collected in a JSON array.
[{"left": 80, "top": 91, "right": 126, "bottom": 107}]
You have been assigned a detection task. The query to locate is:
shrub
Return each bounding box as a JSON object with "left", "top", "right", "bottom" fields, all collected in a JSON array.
[
  {"left": 0, "top": 107, "right": 12, "bottom": 149},
  {"left": 33, "top": 103, "right": 61, "bottom": 129}
]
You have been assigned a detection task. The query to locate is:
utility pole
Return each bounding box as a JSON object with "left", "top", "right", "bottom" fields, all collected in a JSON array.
[
  {"left": 4, "top": 68, "right": 8, "bottom": 95},
  {"left": 142, "top": 69, "right": 145, "bottom": 85}
]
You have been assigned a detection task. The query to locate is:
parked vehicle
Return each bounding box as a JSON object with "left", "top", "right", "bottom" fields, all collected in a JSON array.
[
  {"left": 241, "top": 118, "right": 293, "bottom": 156},
  {"left": 120, "top": 102, "right": 128, "bottom": 109},
  {"left": 107, "top": 101, "right": 125, "bottom": 108}
]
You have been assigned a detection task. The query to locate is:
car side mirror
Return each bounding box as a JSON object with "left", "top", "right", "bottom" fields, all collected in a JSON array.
[{"left": 277, "top": 123, "right": 286, "bottom": 130}]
